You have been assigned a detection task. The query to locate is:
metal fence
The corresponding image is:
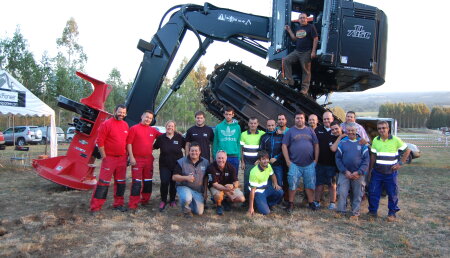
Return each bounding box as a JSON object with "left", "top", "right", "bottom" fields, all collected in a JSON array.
[{"left": 398, "top": 134, "right": 450, "bottom": 148}]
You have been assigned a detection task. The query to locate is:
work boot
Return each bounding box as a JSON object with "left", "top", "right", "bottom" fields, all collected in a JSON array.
[
  {"left": 349, "top": 215, "right": 359, "bottom": 221},
  {"left": 280, "top": 78, "right": 294, "bottom": 86},
  {"left": 216, "top": 206, "right": 224, "bottom": 216},
  {"left": 300, "top": 87, "right": 309, "bottom": 95},
  {"left": 308, "top": 202, "right": 318, "bottom": 211},
  {"left": 387, "top": 215, "right": 396, "bottom": 222},
  {"left": 222, "top": 200, "right": 232, "bottom": 211},
  {"left": 184, "top": 212, "right": 193, "bottom": 218},
  {"left": 113, "top": 206, "right": 128, "bottom": 212},
  {"left": 284, "top": 203, "right": 294, "bottom": 214}
]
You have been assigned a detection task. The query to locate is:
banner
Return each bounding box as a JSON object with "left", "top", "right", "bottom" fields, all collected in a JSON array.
[{"left": 0, "top": 88, "right": 26, "bottom": 107}]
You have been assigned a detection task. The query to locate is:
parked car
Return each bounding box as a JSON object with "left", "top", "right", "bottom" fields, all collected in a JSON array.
[
  {"left": 0, "top": 131, "right": 5, "bottom": 150},
  {"left": 357, "top": 117, "right": 421, "bottom": 163},
  {"left": 3, "top": 126, "right": 42, "bottom": 146},
  {"left": 66, "top": 127, "right": 76, "bottom": 142},
  {"left": 153, "top": 126, "right": 166, "bottom": 134},
  {"left": 405, "top": 143, "right": 421, "bottom": 163},
  {"left": 37, "top": 126, "right": 65, "bottom": 144}
]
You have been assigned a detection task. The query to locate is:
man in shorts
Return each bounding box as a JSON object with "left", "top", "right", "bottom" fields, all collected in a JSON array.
[
  {"left": 282, "top": 111, "right": 319, "bottom": 213},
  {"left": 207, "top": 150, "right": 245, "bottom": 215}
]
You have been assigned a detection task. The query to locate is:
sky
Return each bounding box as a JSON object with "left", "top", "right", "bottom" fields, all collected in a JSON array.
[{"left": 1, "top": 0, "right": 449, "bottom": 95}]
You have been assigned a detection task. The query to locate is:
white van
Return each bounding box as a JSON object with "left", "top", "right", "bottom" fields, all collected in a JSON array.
[{"left": 66, "top": 127, "right": 76, "bottom": 142}]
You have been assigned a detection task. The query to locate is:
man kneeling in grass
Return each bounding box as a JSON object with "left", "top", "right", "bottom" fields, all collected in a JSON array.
[
  {"left": 207, "top": 150, "right": 245, "bottom": 216},
  {"left": 248, "top": 151, "right": 284, "bottom": 215},
  {"left": 335, "top": 123, "right": 369, "bottom": 220},
  {"left": 172, "top": 142, "right": 209, "bottom": 218}
]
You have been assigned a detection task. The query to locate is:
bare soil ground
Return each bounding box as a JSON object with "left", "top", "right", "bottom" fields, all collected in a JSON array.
[{"left": 0, "top": 146, "right": 449, "bottom": 257}]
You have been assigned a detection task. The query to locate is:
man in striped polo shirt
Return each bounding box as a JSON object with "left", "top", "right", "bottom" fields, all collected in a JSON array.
[
  {"left": 368, "top": 121, "right": 410, "bottom": 222},
  {"left": 241, "top": 117, "right": 265, "bottom": 202}
]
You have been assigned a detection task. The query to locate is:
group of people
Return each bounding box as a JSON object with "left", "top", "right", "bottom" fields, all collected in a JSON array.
[{"left": 89, "top": 104, "right": 410, "bottom": 222}]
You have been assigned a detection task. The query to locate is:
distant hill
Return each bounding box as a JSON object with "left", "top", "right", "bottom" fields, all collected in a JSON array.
[{"left": 319, "top": 91, "right": 450, "bottom": 113}]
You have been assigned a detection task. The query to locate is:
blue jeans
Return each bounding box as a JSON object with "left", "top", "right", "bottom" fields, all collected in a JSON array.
[
  {"left": 288, "top": 162, "right": 316, "bottom": 190},
  {"left": 227, "top": 157, "right": 240, "bottom": 177},
  {"left": 254, "top": 186, "right": 284, "bottom": 215},
  {"left": 268, "top": 165, "right": 284, "bottom": 187},
  {"left": 368, "top": 170, "right": 400, "bottom": 216},
  {"left": 176, "top": 186, "right": 204, "bottom": 215}
]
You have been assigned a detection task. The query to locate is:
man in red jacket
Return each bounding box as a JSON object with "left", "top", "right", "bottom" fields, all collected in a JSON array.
[
  {"left": 127, "top": 110, "right": 162, "bottom": 210},
  {"left": 90, "top": 104, "right": 129, "bottom": 213}
]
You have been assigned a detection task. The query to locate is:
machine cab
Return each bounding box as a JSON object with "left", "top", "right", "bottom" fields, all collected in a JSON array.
[{"left": 268, "top": 0, "right": 387, "bottom": 97}]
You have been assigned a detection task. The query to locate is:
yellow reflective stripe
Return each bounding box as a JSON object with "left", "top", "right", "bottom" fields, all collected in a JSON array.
[
  {"left": 243, "top": 144, "right": 259, "bottom": 149},
  {"left": 243, "top": 152, "right": 258, "bottom": 156}
]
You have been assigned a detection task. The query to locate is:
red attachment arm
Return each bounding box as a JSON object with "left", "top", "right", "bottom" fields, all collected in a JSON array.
[{"left": 77, "top": 71, "right": 112, "bottom": 111}]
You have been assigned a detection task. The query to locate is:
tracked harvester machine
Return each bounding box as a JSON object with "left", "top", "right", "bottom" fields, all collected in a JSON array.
[{"left": 33, "top": 0, "right": 387, "bottom": 189}]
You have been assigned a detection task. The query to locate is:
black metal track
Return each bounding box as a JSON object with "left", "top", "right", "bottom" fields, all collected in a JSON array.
[{"left": 202, "top": 61, "right": 339, "bottom": 129}]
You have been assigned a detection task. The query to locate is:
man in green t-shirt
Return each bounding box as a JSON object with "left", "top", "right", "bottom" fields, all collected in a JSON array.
[
  {"left": 248, "top": 151, "right": 283, "bottom": 215},
  {"left": 213, "top": 107, "right": 241, "bottom": 174}
]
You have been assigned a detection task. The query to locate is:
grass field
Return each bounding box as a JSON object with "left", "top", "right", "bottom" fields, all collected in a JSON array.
[{"left": 0, "top": 145, "right": 449, "bottom": 257}]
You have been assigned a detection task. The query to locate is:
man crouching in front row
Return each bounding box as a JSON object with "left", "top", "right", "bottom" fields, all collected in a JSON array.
[
  {"left": 172, "top": 142, "right": 209, "bottom": 218},
  {"left": 207, "top": 150, "right": 245, "bottom": 215},
  {"left": 248, "top": 151, "right": 284, "bottom": 215}
]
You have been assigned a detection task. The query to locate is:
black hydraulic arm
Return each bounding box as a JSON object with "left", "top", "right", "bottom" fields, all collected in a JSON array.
[{"left": 125, "top": 3, "right": 270, "bottom": 126}]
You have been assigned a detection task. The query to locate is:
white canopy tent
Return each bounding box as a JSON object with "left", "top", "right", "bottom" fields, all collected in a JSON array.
[{"left": 0, "top": 69, "right": 57, "bottom": 157}]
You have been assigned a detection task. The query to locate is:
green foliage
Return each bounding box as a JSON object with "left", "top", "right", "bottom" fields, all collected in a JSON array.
[
  {"left": 0, "top": 28, "right": 47, "bottom": 98},
  {"left": 0, "top": 20, "right": 218, "bottom": 131},
  {"left": 426, "top": 106, "right": 450, "bottom": 129},
  {"left": 378, "top": 102, "right": 431, "bottom": 128},
  {"left": 105, "top": 68, "right": 128, "bottom": 113},
  {"left": 155, "top": 59, "right": 218, "bottom": 131}
]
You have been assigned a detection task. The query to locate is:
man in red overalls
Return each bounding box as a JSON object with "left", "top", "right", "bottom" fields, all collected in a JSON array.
[
  {"left": 127, "top": 110, "right": 162, "bottom": 210},
  {"left": 90, "top": 104, "right": 129, "bottom": 213}
]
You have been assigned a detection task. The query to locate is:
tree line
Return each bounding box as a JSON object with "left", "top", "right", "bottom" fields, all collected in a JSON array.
[
  {"left": 378, "top": 102, "right": 450, "bottom": 129},
  {"left": 0, "top": 18, "right": 215, "bottom": 132}
]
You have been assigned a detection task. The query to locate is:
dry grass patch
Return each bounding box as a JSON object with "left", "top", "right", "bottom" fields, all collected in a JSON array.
[{"left": 0, "top": 145, "right": 449, "bottom": 256}]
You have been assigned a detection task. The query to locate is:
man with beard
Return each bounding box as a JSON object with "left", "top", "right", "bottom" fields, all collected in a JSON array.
[
  {"left": 90, "top": 104, "right": 129, "bottom": 213},
  {"left": 173, "top": 142, "right": 209, "bottom": 217}
]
